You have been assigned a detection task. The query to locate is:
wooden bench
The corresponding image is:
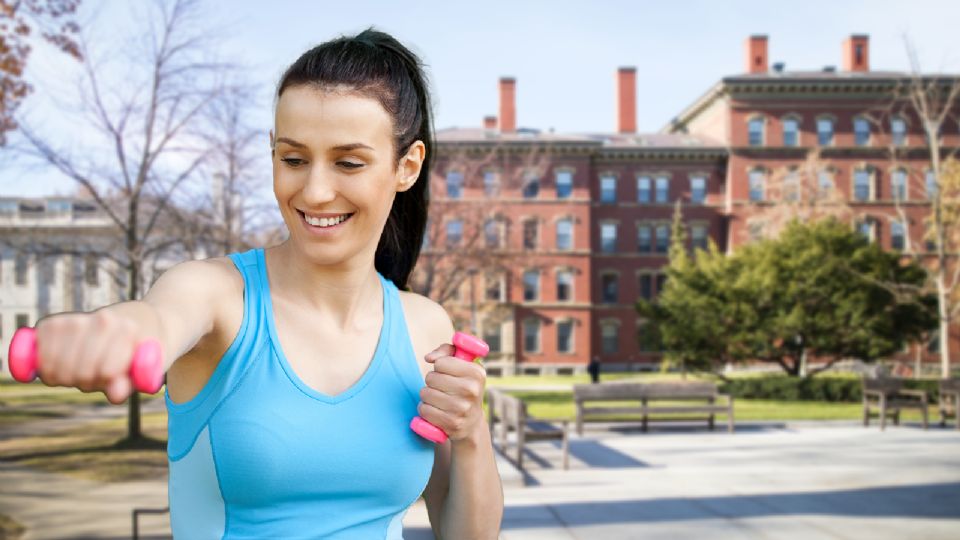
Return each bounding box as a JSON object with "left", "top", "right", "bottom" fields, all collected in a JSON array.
[
  {"left": 861, "top": 377, "right": 929, "bottom": 430},
  {"left": 486, "top": 388, "right": 569, "bottom": 471},
  {"left": 573, "top": 381, "right": 734, "bottom": 436},
  {"left": 939, "top": 379, "right": 960, "bottom": 430}
]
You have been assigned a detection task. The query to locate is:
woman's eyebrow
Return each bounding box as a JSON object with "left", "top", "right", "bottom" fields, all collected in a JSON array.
[
  {"left": 274, "top": 137, "right": 306, "bottom": 148},
  {"left": 331, "top": 143, "right": 375, "bottom": 152}
]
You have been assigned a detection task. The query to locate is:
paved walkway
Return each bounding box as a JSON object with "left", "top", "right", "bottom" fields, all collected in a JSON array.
[{"left": 2, "top": 415, "right": 959, "bottom": 539}]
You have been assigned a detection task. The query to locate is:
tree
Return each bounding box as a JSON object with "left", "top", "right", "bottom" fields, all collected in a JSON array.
[
  {"left": 642, "top": 219, "right": 937, "bottom": 377},
  {"left": 0, "top": 0, "right": 82, "bottom": 144},
  {"left": 14, "top": 0, "right": 234, "bottom": 442}
]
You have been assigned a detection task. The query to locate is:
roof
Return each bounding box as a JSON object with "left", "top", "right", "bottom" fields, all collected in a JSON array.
[{"left": 436, "top": 128, "right": 723, "bottom": 149}]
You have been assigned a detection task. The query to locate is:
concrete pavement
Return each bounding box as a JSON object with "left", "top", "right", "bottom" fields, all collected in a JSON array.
[{"left": 2, "top": 419, "right": 959, "bottom": 539}]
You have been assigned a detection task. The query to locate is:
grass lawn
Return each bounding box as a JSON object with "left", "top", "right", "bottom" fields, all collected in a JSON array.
[
  {"left": 0, "top": 378, "right": 162, "bottom": 408},
  {"left": 0, "top": 411, "right": 169, "bottom": 483}
]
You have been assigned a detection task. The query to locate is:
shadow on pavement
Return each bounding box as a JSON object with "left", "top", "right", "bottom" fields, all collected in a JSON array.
[{"left": 502, "top": 481, "right": 960, "bottom": 528}]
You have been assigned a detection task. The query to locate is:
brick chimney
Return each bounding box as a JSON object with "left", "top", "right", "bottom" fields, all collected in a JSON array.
[
  {"left": 843, "top": 34, "right": 869, "bottom": 72},
  {"left": 499, "top": 77, "right": 516, "bottom": 133},
  {"left": 616, "top": 67, "right": 637, "bottom": 134},
  {"left": 745, "top": 35, "right": 768, "bottom": 74},
  {"left": 483, "top": 116, "right": 497, "bottom": 129}
]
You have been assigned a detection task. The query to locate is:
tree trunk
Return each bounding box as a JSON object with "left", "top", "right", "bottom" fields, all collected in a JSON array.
[
  {"left": 126, "top": 209, "right": 143, "bottom": 442},
  {"left": 937, "top": 273, "right": 951, "bottom": 378}
]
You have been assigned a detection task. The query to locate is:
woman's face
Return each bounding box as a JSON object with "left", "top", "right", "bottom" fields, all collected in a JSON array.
[{"left": 272, "top": 85, "right": 423, "bottom": 267}]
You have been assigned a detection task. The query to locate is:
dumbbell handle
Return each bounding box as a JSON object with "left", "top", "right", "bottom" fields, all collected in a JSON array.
[
  {"left": 7, "top": 327, "right": 165, "bottom": 394},
  {"left": 410, "top": 331, "right": 490, "bottom": 444}
]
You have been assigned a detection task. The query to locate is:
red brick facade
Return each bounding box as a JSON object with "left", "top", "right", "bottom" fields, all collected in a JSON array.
[{"left": 424, "top": 34, "right": 959, "bottom": 374}]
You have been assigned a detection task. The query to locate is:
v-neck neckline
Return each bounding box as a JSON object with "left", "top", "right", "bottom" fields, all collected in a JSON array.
[{"left": 257, "top": 248, "right": 390, "bottom": 404}]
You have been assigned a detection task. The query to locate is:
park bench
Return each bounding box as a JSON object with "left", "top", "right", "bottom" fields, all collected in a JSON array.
[
  {"left": 861, "top": 376, "right": 929, "bottom": 430},
  {"left": 572, "top": 381, "right": 734, "bottom": 436},
  {"left": 939, "top": 379, "right": 960, "bottom": 430},
  {"left": 487, "top": 388, "right": 569, "bottom": 471}
]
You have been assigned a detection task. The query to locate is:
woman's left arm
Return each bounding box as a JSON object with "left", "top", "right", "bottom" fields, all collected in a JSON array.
[{"left": 412, "top": 300, "right": 503, "bottom": 539}]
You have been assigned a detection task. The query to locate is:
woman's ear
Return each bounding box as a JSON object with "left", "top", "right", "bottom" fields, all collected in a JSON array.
[{"left": 396, "top": 140, "right": 426, "bottom": 192}]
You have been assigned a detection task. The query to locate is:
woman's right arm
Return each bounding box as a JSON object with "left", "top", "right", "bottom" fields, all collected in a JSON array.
[{"left": 33, "top": 258, "right": 241, "bottom": 404}]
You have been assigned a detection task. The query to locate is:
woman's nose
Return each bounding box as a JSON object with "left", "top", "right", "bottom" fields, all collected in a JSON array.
[{"left": 301, "top": 170, "right": 337, "bottom": 204}]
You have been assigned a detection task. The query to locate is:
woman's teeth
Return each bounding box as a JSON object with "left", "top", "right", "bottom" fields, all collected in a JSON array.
[{"left": 303, "top": 213, "right": 351, "bottom": 228}]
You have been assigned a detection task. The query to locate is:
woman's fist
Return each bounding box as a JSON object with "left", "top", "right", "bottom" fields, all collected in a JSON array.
[{"left": 417, "top": 343, "right": 488, "bottom": 444}]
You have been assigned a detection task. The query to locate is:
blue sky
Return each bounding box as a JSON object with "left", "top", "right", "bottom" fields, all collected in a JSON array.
[{"left": 3, "top": 0, "right": 959, "bottom": 196}]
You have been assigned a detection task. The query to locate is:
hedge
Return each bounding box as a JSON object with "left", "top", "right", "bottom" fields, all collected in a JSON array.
[{"left": 719, "top": 376, "right": 942, "bottom": 403}]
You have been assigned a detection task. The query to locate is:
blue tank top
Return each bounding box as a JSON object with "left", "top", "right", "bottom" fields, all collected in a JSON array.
[{"left": 165, "top": 248, "right": 435, "bottom": 539}]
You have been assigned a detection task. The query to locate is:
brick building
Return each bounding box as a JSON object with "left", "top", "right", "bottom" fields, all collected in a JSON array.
[{"left": 426, "top": 34, "right": 960, "bottom": 375}]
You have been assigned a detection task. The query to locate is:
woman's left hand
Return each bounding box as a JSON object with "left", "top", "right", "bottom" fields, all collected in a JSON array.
[{"left": 419, "top": 343, "right": 488, "bottom": 445}]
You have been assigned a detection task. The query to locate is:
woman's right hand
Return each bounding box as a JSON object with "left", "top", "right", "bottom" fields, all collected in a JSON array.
[{"left": 34, "top": 310, "right": 142, "bottom": 404}]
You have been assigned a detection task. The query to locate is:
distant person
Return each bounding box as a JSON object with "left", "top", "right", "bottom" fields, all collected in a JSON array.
[
  {"left": 23, "top": 28, "right": 503, "bottom": 539},
  {"left": 588, "top": 355, "right": 601, "bottom": 383}
]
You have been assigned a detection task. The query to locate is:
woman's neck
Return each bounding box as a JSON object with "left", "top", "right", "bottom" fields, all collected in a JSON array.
[{"left": 264, "top": 242, "right": 382, "bottom": 333}]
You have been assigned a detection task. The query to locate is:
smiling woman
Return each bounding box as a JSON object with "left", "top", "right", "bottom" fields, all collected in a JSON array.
[{"left": 23, "top": 28, "right": 503, "bottom": 540}]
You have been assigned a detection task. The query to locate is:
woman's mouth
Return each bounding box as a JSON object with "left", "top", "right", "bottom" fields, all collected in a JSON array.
[{"left": 298, "top": 210, "right": 355, "bottom": 231}]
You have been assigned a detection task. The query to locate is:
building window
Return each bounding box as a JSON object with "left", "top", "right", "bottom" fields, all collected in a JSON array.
[
  {"left": 84, "top": 254, "right": 99, "bottom": 287},
  {"left": 523, "top": 220, "right": 538, "bottom": 250},
  {"left": 485, "top": 274, "right": 503, "bottom": 302},
  {"left": 522, "top": 174, "right": 540, "bottom": 199},
  {"left": 817, "top": 170, "right": 834, "bottom": 199},
  {"left": 637, "top": 224, "right": 652, "bottom": 253},
  {"left": 783, "top": 117, "right": 799, "bottom": 147},
  {"left": 523, "top": 270, "right": 539, "bottom": 301},
  {"left": 483, "top": 323, "right": 502, "bottom": 353},
  {"left": 748, "top": 221, "right": 765, "bottom": 242},
  {"left": 748, "top": 117, "right": 764, "bottom": 146},
  {"left": 556, "top": 219, "right": 573, "bottom": 251},
  {"left": 557, "top": 320, "right": 573, "bottom": 354},
  {"left": 891, "top": 221, "right": 905, "bottom": 251},
  {"left": 690, "top": 176, "right": 707, "bottom": 204},
  {"left": 483, "top": 171, "right": 500, "bottom": 197},
  {"left": 817, "top": 118, "right": 834, "bottom": 146},
  {"left": 600, "top": 174, "right": 617, "bottom": 204},
  {"left": 556, "top": 170, "right": 573, "bottom": 199},
  {"left": 857, "top": 219, "right": 876, "bottom": 242},
  {"left": 655, "top": 273, "right": 667, "bottom": 296},
  {"left": 601, "top": 223, "right": 617, "bottom": 253},
  {"left": 601, "top": 322, "right": 619, "bottom": 354},
  {"left": 854, "top": 169, "right": 873, "bottom": 201},
  {"left": 446, "top": 171, "right": 463, "bottom": 199},
  {"left": 556, "top": 269, "right": 573, "bottom": 302},
  {"left": 926, "top": 170, "right": 937, "bottom": 199},
  {"left": 891, "top": 117, "right": 907, "bottom": 146},
  {"left": 638, "top": 320, "right": 659, "bottom": 352},
  {"left": 601, "top": 273, "right": 619, "bottom": 304},
  {"left": 655, "top": 176, "right": 669, "bottom": 203},
  {"left": 485, "top": 219, "right": 501, "bottom": 249},
  {"left": 638, "top": 274, "right": 653, "bottom": 300},
  {"left": 784, "top": 170, "right": 800, "bottom": 202},
  {"left": 854, "top": 117, "right": 871, "bottom": 146},
  {"left": 15, "top": 253, "right": 28, "bottom": 286},
  {"left": 637, "top": 176, "right": 651, "bottom": 203},
  {"left": 891, "top": 169, "right": 908, "bottom": 201},
  {"left": 523, "top": 318, "right": 541, "bottom": 353},
  {"left": 446, "top": 220, "right": 463, "bottom": 247},
  {"left": 691, "top": 224, "right": 708, "bottom": 251},
  {"left": 655, "top": 224, "right": 669, "bottom": 254},
  {"left": 749, "top": 169, "right": 765, "bottom": 202},
  {"left": 16, "top": 313, "right": 30, "bottom": 330}
]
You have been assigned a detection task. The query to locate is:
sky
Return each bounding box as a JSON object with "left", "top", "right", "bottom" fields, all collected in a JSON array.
[{"left": 2, "top": 0, "right": 959, "bottom": 197}]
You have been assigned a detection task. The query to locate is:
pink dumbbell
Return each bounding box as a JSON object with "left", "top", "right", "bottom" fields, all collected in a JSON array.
[
  {"left": 7, "top": 327, "right": 165, "bottom": 395},
  {"left": 410, "top": 331, "right": 490, "bottom": 444}
]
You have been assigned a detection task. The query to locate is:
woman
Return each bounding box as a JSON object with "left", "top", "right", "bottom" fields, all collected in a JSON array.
[{"left": 31, "top": 29, "right": 504, "bottom": 538}]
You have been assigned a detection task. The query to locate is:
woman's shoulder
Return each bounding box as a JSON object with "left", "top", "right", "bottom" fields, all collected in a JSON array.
[
  {"left": 159, "top": 256, "right": 244, "bottom": 298},
  {"left": 397, "top": 290, "right": 455, "bottom": 356}
]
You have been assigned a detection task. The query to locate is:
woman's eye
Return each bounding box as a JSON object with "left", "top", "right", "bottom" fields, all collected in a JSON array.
[
  {"left": 281, "top": 157, "right": 306, "bottom": 167},
  {"left": 337, "top": 161, "right": 363, "bottom": 170}
]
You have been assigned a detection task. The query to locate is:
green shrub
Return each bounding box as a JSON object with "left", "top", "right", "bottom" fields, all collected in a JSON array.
[{"left": 719, "top": 376, "right": 945, "bottom": 403}]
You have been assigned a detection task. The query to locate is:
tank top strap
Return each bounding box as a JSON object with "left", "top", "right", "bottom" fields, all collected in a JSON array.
[
  {"left": 166, "top": 248, "right": 271, "bottom": 460},
  {"left": 380, "top": 275, "right": 427, "bottom": 406}
]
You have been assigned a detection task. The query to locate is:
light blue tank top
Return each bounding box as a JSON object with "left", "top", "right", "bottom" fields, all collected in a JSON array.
[{"left": 165, "top": 248, "right": 435, "bottom": 539}]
